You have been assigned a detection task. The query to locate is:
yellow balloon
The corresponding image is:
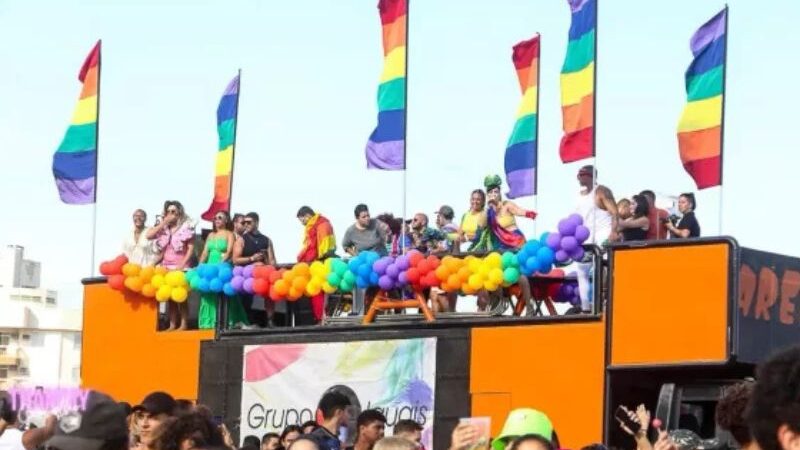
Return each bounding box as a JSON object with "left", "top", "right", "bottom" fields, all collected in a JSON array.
[
  {"left": 155, "top": 285, "right": 171, "bottom": 302},
  {"left": 484, "top": 281, "right": 500, "bottom": 292},
  {"left": 139, "top": 266, "right": 155, "bottom": 283},
  {"left": 167, "top": 270, "right": 186, "bottom": 287},
  {"left": 154, "top": 266, "right": 168, "bottom": 276},
  {"left": 141, "top": 284, "right": 156, "bottom": 298},
  {"left": 151, "top": 274, "right": 165, "bottom": 288},
  {"left": 306, "top": 281, "right": 322, "bottom": 296},
  {"left": 310, "top": 261, "right": 325, "bottom": 278},
  {"left": 478, "top": 264, "right": 491, "bottom": 277},
  {"left": 467, "top": 258, "right": 481, "bottom": 273},
  {"left": 322, "top": 282, "right": 337, "bottom": 294},
  {"left": 468, "top": 274, "right": 483, "bottom": 291},
  {"left": 171, "top": 286, "right": 189, "bottom": 303},
  {"left": 485, "top": 252, "right": 503, "bottom": 268},
  {"left": 489, "top": 268, "right": 504, "bottom": 285}
]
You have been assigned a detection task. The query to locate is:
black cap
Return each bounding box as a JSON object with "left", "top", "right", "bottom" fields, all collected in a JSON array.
[
  {"left": 245, "top": 212, "right": 260, "bottom": 222},
  {"left": 117, "top": 401, "right": 132, "bottom": 417},
  {"left": 45, "top": 391, "right": 128, "bottom": 450},
  {"left": 131, "top": 391, "right": 177, "bottom": 416}
]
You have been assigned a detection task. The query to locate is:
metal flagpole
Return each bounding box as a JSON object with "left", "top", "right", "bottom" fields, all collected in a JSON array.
[
  {"left": 717, "top": 5, "right": 729, "bottom": 235},
  {"left": 401, "top": 0, "right": 410, "bottom": 253},
  {"left": 90, "top": 39, "right": 102, "bottom": 277},
  {"left": 533, "top": 33, "right": 541, "bottom": 238}
]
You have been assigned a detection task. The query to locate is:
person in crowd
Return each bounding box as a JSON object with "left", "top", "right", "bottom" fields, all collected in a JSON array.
[
  {"left": 640, "top": 190, "right": 669, "bottom": 240},
  {"left": 747, "top": 345, "right": 800, "bottom": 450},
  {"left": 233, "top": 212, "right": 277, "bottom": 328},
  {"left": 345, "top": 410, "right": 386, "bottom": 450},
  {"left": 302, "top": 422, "right": 319, "bottom": 435},
  {"left": 617, "top": 195, "right": 650, "bottom": 242},
  {"left": 197, "top": 211, "right": 247, "bottom": 329},
  {"left": 409, "top": 213, "right": 447, "bottom": 255},
  {"left": 289, "top": 436, "right": 322, "bottom": 450},
  {"left": 310, "top": 391, "right": 352, "bottom": 450},
  {"left": 508, "top": 435, "right": 555, "bottom": 450},
  {"left": 175, "top": 399, "right": 195, "bottom": 415},
  {"left": 392, "top": 420, "right": 423, "bottom": 448},
  {"left": 434, "top": 206, "right": 460, "bottom": 252},
  {"left": 458, "top": 189, "right": 488, "bottom": 252},
  {"left": 373, "top": 437, "right": 416, "bottom": 450},
  {"left": 342, "top": 204, "right": 388, "bottom": 257},
  {"left": 132, "top": 391, "right": 178, "bottom": 450},
  {"left": 716, "top": 381, "right": 756, "bottom": 450},
  {"left": 617, "top": 198, "right": 631, "bottom": 220},
  {"left": 664, "top": 193, "right": 701, "bottom": 239},
  {"left": 491, "top": 408, "right": 554, "bottom": 450},
  {"left": 476, "top": 175, "right": 537, "bottom": 251},
  {"left": 241, "top": 435, "right": 261, "bottom": 449},
  {"left": 233, "top": 213, "right": 246, "bottom": 238},
  {"left": 376, "top": 213, "right": 408, "bottom": 257},
  {"left": 261, "top": 432, "right": 281, "bottom": 450},
  {"left": 152, "top": 411, "right": 226, "bottom": 450},
  {"left": 147, "top": 200, "right": 196, "bottom": 331},
  {"left": 296, "top": 206, "right": 337, "bottom": 323},
  {"left": 0, "top": 399, "right": 57, "bottom": 450},
  {"left": 617, "top": 404, "right": 652, "bottom": 450},
  {"left": 574, "top": 166, "right": 619, "bottom": 313},
  {"left": 281, "top": 425, "right": 304, "bottom": 449},
  {"left": 44, "top": 391, "right": 128, "bottom": 450},
  {"left": 124, "top": 208, "right": 161, "bottom": 266}
]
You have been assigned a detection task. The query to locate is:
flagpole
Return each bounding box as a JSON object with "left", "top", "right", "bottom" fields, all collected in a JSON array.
[
  {"left": 718, "top": 5, "right": 728, "bottom": 235},
  {"left": 229, "top": 69, "right": 241, "bottom": 214},
  {"left": 591, "top": 0, "right": 599, "bottom": 244},
  {"left": 401, "top": 0, "right": 410, "bottom": 253},
  {"left": 91, "top": 39, "right": 102, "bottom": 277},
  {"left": 533, "top": 33, "right": 541, "bottom": 238}
]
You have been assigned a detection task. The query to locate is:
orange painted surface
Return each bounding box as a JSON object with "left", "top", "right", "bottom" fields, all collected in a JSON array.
[
  {"left": 81, "top": 283, "right": 214, "bottom": 404},
  {"left": 610, "top": 243, "right": 730, "bottom": 366},
  {"left": 471, "top": 321, "right": 606, "bottom": 449}
]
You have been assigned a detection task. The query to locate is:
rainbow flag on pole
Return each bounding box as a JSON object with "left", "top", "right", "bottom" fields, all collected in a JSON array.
[
  {"left": 559, "top": 0, "right": 596, "bottom": 163},
  {"left": 504, "top": 35, "right": 540, "bottom": 198},
  {"left": 677, "top": 8, "right": 727, "bottom": 189},
  {"left": 52, "top": 41, "right": 101, "bottom": 204},
  {"left": 365, "top": 0, "right": 407, "bottom": 171},
  {"left": 201, "top": 73, "right": 241, "bottom": 221}
]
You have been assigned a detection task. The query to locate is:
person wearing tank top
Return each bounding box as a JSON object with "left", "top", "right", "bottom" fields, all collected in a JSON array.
[
  {"left": 574, "top": 165, "right": 619, "bottom": 313},
  {"left": 233, "top": 212, "right": 277, "bottom": 328}
]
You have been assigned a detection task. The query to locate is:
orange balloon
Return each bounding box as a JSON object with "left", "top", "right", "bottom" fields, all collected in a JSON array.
[
  {"left": 294, "top": 263, "right": 310, "bottom": 277},
  {"left": 292, "top": 276, "right": 308, "bottom": 291},
  {"left": 141, "top": 284, "right": 156, "bottom": 298},
  {"left": 457, "top": 267, "right": 471, "bottom": 283},
  {"left": 274, "top": 279, "right": 289, "bottom": 296},
  {"left": 287, "top": 287, "right": 303, "bottom": 301},
  {"left": 446, "top": 274, "right": 461, "bottom": 291},
  {"left": 435, "top": 265, "right": 450, "bottom": 281}
]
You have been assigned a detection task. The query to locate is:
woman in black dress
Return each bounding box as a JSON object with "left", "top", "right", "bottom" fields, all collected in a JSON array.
[{"left": 618, "top": 194, "right": 650, "bottom": 241}]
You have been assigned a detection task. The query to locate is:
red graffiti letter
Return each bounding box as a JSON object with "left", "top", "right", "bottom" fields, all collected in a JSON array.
[
  {"left": 755, "top": 268, "right": 778, "bottom": 321},
  {"left": 780, "top": 270, "right": 800, "bottom": 325},
  {"left": 739, "top": 265, "right": 757, "bottom": 318}
]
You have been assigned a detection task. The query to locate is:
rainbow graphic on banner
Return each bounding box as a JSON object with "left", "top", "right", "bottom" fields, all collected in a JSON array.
[
  {"left": 52, "top": 41, "right": 101, "bottom": 205},
  {"left": 201, "top": 74, "right": 240, "bottom": 221},
  {"left": 677, "top": 8, "right": 727, "bottom": 189},
  {"left": 365, "top": 0, "right": 407, "bottom": 171},
  {"left": 559, "top": 0, "right": 596, "bottom": 163},
  {"left": 504, "top": 35, "right": 540, "bottom": 199}
]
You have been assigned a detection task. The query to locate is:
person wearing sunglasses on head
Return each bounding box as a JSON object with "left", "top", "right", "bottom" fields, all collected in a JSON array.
[{"left": 146, "top": 200, "right": 196, "bottom": 331}]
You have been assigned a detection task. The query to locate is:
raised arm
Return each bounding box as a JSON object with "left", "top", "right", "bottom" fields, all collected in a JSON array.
[{"left": 505, "top": 201, "right": 538, "bottom": 219}]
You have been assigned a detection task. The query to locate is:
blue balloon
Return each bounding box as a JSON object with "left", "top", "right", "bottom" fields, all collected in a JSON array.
[
  {"left": 348, "top": 258, "right": 361, "bottom": 272},
  {"left": 539, "top": 232, "right": 550, "bottom": 243},
  {"left": 223, "top": 282, "right": 236, "bottom": 296},
  {"left": 524, "top": 239, "right": 541, "bottom": 254},
  {"left": 516, "top": 250, "right": 529, "bottom": 266},
  {"left": 209, "top": 278, "right": 223, "bottom": 293},
  {"left": 525, "top": 256, "right": 540, "bottom": 275},
  {"left": 369, "top": 272, "right": 380, "bottom": 285},
  {"left": 218, "top": 265, "right": 233, "bottom": 283},
  {"left": 204, "top": 264, "right": 219, "bottom": 280},
  {"left": 365, "top": 251, "right": 380, "bottom": 265},
  {"left": 356, "top": 276, "right": 369, "bottom": 289},
  {"left": 198, "top": 278, "right": 210, "bottom": 292},
  {"left": 538, "top": 264, "right": 553, "bottom": 275},
  {"left": 536, "top": 246, "right": 555, "bottom": 268}
]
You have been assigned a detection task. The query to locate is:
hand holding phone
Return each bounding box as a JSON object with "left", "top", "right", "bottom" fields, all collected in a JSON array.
[{"left": 615, "top": 405, "right": 642, "bottom": 435}]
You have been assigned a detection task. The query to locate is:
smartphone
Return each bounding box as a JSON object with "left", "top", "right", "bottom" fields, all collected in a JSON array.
[
  {"left": 459, "top": 417, "right": 491, "bottom": 450},
  {"left": 615, "top": 406, "right": 641, "bottom": 434}
]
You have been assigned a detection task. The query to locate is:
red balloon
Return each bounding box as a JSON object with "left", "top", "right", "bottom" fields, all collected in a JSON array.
[
  {"left": 253, "top": 266, "right": 269, "bottom": 279},
  {"left": 425, "top": 273, "right": 440, "bottom": 288},
  {"left": 253, "top": 278, "right": 269, "bottom": 295},
  {"left": 426, "top": 255, "right": 440, "bottom": 267},
  {"left": 406, "top": 268, "right": 421, "bottom": 284},
  {"left": 417, "top": 260, "right": 431, "bottom": 275},
  {"left": 268, "top": 270, "right": 282, "bottom": 283},
  {"left": 99, "top": 262, "right": 112, "bottom": 276},
  {"left": 408, "top": 251, "right": 424, "bottom": 267},
  {"left": 108, "top": 275, "right": 125, "bottom": 291}
]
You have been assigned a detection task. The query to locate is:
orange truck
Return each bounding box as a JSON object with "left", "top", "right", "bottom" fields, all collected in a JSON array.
[{"left": 80, "top": 238, "right": 798, "bottom": 449}]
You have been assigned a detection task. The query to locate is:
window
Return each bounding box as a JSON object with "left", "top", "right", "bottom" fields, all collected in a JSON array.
[
  {"left": 73, "top": 333, "right": 81, "bottom": 350},
  {"left": 17, "top": 367, "right": 29, "bottom": 376},
  {"left": 0, "top": 334, "right": 10, "bottom": 346},
  {"left": 46, "top": 296, "right": 56, "bottom": 305},
  {"left": 21, "top": 334, "right": 30, "bottom": 342},
  {"left": 0, "top": 368, "right": 7, "bottom": 379}
]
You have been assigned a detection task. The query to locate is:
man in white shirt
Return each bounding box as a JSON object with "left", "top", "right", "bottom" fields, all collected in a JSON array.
[{"left": 0, "top": 401, "right": 56, "bottom": 450}]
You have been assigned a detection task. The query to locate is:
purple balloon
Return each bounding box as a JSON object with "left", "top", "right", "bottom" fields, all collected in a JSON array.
[
  {"left": 373, "top": 259, "right": 389, "bottom": 275},
  {"left": 378, "top": 275, "right": 394, "bottom": 290},
  {"left": 569, "top": 296, "right": 581, "bottom": 307},
  {"left": 397, "top": 271, "right": 409, "bottom": 285},
  {"left": 395, "top": 255, "right": 410, "bottom": 271},
  {"left": 386, "top": 264, "right": 399, "bottom": 279},
  {"left": 561, "top": 236, "right": 579, "bottom": 252},
  {"left": 231, "top": 276, "right": 245, "bottom": 290},
  {"left": 243, "top": 278, "right": 254, "bottom": 294},
  {"left": 574, "top": 225, "right": 590, "bottom": 243},
  {"left": 563, "top": 284, "right": 574, "bottom": 296},
  {"left": 545, "top": 232, "right": 562, "bottom": 250},
  {"left": 243, "top": 264, "right": 254, "bottom": 278},
  {"left": 568, "top": 213, "right": 584, "bottom": 226},
  {"left": 555, "top": 249, "right": 570, "bottom": 263},
  {"left": 558, "top": 218, "right": 578, "bottom": 237},
  {"left": 569, "top": 246, "right": 586, "bottom": 261},
  {"left": 232, "top": 266, "right": 243, "bottom": 276}
]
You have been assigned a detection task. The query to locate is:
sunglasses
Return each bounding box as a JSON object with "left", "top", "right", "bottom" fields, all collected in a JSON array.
[
  {"left": 167, "top": 209, "right": 179, "bottom": 214},
  {"left": 243, "top": 220, "right": 254, "bottom": 225}
]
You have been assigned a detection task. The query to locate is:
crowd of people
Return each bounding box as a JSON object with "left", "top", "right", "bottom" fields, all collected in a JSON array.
[
  {"left": 2, "top": 343, "right": 800, "bottom": 450},
  {"left": 120, "top": 167, "right": 703, "bottom": 329}
]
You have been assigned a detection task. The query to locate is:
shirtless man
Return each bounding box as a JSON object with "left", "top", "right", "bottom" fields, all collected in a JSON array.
[{"left": 575, "top": 165, "right": 618, "bottom": 313}]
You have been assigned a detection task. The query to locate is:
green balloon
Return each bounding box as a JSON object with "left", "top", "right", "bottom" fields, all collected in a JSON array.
[
  {"left": 503, "top": 267, "right": 521, "bottom": 284},
  {"left": 334, "top": 259, "right": 348, "bottom": 276},
  {"left": 327, "top": 272, "right": 342, "bottom": 286},
  {"left": 501, "top": 251, "right": 515, "bottom": 269},
  {"left": 343, "top": 271, "right": 356, "bottom": 284},
  {"left": 340, "top": 280, "right": 354, "bottom": 292}
]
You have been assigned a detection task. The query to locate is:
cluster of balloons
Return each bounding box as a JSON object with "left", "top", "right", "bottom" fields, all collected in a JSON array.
[
  {"left": 555, "top": 280, "right": 581, "bottom": 306},
  {"left": 186, "top": 263, "right": 234, "bottom": 296},
  {"left": 433, "top": 252, "right": 516, "bottom": 294},
  {"left": 545, "top": 214, "right": 591, "bottom": 263},
  {"left": 111, "top": 261, "right": 188, "bottom": 303},
  {"left": 99, "top": 254, "right": 128, "bottom": 278},
  {"left": 326, "top": 258, "right": 358, "bottom": 292},
  {"left": 515, "top": 238, "right": 556, "bottom": 276}
]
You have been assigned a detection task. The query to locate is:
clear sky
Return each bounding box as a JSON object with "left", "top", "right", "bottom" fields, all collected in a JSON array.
[{"left": 0, "top": 0, "right": 795, "bottom": 308}]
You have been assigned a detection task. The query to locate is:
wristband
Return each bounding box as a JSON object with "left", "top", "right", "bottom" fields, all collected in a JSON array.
[{"left": 525, "top": 210, "right": 538, "bottom": 219}]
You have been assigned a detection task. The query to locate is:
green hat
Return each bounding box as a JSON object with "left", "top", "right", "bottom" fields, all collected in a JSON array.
[
  {"left": 484, "top": 174, "right": 502, "bottom": 190},
  {"left": 491, "top": 408, "right": 554, "bottom": 450}
]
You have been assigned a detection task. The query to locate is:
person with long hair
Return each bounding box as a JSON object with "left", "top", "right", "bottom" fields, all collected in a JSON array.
[
  {"left": 617, "top": 194, "right": 650, "bottom": 242},
  {"left": 197, "top": 211, "right": 248, "bottom": 329},
  {"left": 147, "top": 200, "right": 196, "bottom": 331},
  {"left": 458, "top": 189, "right": 488, "bottom": 251}
]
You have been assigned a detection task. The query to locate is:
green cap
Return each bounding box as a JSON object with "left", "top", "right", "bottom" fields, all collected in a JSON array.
[
  {"left": 484, "top": 174, "right": 502, "bottom": 190},
  {"left": 491, "top": 408, "right": 554, "bottom": 450}
]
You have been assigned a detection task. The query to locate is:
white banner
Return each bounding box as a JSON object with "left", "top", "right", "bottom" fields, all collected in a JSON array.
[{"left": 240, "top": 338, "right": 437, "bottom": 448}]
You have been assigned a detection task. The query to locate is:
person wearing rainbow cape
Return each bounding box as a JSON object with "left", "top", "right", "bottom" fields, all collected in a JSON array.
[{"left": 474, "top": 174, "right": 538, "bottom": 251}]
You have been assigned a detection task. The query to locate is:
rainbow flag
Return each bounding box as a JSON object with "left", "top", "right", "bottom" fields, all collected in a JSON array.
[
  {"left": 52, "top": 41, "right": 101, "bottom": 204},
  {"left": 559, "top": 0, "right": 596, "bottom": 163},
  {"left": 365, "top": 0, "right": 407, "bottom": 171},
  {"left": 201, "top": 73, "right": 240, "bottom": 221},
  {"left": 677, "top": 8, "right": 727, "bottom": 189},
  {"left": 504, "top": 35, "right": 540, "bottom": 198}
]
